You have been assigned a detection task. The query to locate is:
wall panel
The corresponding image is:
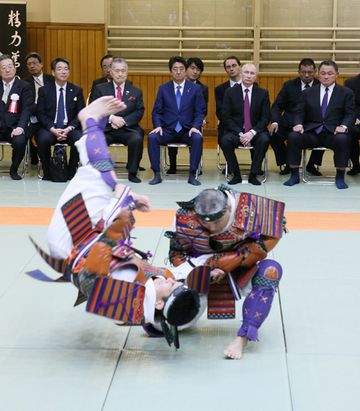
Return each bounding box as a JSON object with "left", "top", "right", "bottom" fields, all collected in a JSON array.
[{"left": 26, "top": 22, "right": 105, "bottom": 98}]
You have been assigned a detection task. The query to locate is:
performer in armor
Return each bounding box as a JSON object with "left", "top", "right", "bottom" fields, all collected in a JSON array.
[
  {"left": 166, "top": 187, "right": 286, "bottom": 359},
  {"left": 27, "top": 96, "right": 200, "bottom": 349}
]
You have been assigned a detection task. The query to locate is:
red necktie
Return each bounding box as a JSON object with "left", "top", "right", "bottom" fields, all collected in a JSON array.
[
  {"left": 244, "top": 88, "right": 252, "bottom": 132},
  {"left": 116, "top": 86, "right": 122, "bottom": 101}
]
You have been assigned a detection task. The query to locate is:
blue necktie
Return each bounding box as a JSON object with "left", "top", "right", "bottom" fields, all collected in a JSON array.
[
  {"left": 315, "top": 87, "right": 328, "bottom": 134},
  {"left": 57, "top": 87, "right": 65, "bottom": 128},
  {"left": 175, "top": 85, "right": 182, "bottom": 133}
]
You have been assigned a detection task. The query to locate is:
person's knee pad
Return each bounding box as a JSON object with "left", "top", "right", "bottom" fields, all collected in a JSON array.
[
  {"left": 252, "top": 258, "right": 282, "bottom": 288},
  {"left": 237, "top": 259, "right": 282, "bottom": 341}
]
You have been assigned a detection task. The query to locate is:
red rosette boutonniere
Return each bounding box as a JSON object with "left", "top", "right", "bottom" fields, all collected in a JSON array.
[{"left": 8, "top": 93, "right": 19, "bottom": 113}]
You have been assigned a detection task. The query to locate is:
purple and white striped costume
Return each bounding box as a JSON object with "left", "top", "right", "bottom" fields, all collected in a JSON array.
[{"left": 47, "top": 117, "right": 128, "bottom": 259}]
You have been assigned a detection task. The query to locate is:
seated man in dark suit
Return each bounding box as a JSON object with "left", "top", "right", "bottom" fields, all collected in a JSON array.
[
  {"left": 167, "top": 57, "right": 209, "bottom": 174},
  {"left": 88, "top": 54, "right": 113, "bottom": 102},
  {"left": 37, "top": 57, "right": 85, "bottom": 180},
  {"left": 344, "top": 74, "right": 360, "bottom": 175},
  {"left": 269, "top": 58, "right": 323, "bottom": 175},
  {"left": 90, "top": 57, "right": 145, "bottom": 183},
  {"left": 24, "top": 52, "right": 54, "bottom": 165},
  {"left": 220, "top": 63, "right": 270, "bottom": 186},
  {"left": 215, "top": 56, "right": 242, "bottom": 145},
  {"left": 284, "top": 60, "right": 355, "bottom": 189},
  {"left": 147, "top": 56, "right": 206, "bottom": 186},
  {"left": 0, "top": 54, "right": 33, "bottom": 180},
  {"left": 186, "top": 57, "right": 209, "bottom": 110}
]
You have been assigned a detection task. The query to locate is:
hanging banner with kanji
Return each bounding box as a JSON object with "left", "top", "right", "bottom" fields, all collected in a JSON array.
[{"left": 0, "top": 3, "right": 27, "bottom": 78}]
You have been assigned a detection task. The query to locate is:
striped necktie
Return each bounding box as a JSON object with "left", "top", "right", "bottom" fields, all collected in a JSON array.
[{"left": 2, "top": 83, "right": 11, "bottom": 104}]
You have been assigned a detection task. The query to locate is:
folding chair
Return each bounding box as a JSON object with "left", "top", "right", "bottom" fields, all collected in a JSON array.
[
  {"left": 161, "top": 143, "right": 202, "bottom": 179},
  {"left": 224, "top": 146, "right": 268, "bottom": 183},
  {"left": 302, "top": 147, "right": 334, "bottom": 184},
  {"left": 217, "top": 144, "right": 226, "bottom": 172},
  {"left": 109, "top": 143, "right": 128, "bottom": 176},
  {"left": 0, "top": 140, "right": 29, "bottom": 178}
]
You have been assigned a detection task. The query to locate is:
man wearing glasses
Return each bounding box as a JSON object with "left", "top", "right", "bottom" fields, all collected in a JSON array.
[{"left": 269, "top": 58, "right": 324, "bottom": 175}]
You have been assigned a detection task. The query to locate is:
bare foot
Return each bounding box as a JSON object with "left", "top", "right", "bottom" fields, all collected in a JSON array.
[
  {"left": 78, "top": 96, "right": 126, "bottom": 128},
  {"left": 224, "top": 336, "right": 248, "bottom": 360}
]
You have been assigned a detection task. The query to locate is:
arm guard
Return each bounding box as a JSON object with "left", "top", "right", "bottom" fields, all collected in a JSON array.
[{"left": 206, "top": 237, "right": 279, "bottom": 273}]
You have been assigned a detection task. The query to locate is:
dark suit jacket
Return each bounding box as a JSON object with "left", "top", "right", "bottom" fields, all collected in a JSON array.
[
  {"left": 152, "top": 80, "right": 205, "bottom": 131},
  {"left": 89, "top": 78, "right": 133, "bottom": 102},
  {"left": 195, "top": 79, "right": 209, "bottom": 116},
  {"left": 23, "top": 73, "right": 54, "bottom": 115},
  {"left": 90, "top": 81, "right": 144, "bottom": 132},
  {"left": 344, "top": 74, "right": 360, "bottom": 120},
  {"left": 36, "top": 82, "right": 85, "bottom": 130},
  {"left": 222, "top": 84, "right": 270, "bottom": 135},
  {"left": 0, "top": 78, "right": 33, "bottom": 132},
  {"left": 271, "top": 77, "right": 320, "bottom": 128},
  {"left": 215, "top": 80, "right": 259, "bottom": 123},
  {"left": 215, "top": 80, "right": 231, "bottom": 122},
  {"left": 293, "top": 83, "right": 355, "bottom": 133},
  {"left": 91, "top": 77, "right": 109, "bottom": 90}
]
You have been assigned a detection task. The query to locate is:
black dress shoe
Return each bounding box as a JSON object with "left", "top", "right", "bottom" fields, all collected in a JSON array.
[
  {"left": 248, "top": 173, "right": 261, "bottom": 185},
  {"left": 188, "top": 174, "right": 201, "bottom": 186},
  {"left": 149, "top": 172, "right": 162, "bottom": 185},
  {"left": 42, "top": 174, "right": 51, "bottom": 181},
  {"left": 128, "top": 173, "right": 141, "bottom": 183},
  {"left": 306, "top": 163, "right": 322, "bottom": 176},
  {"left": 10, "top": 169, "right": 22, "bottom": 180},
  {"left": 347, "top": 166, "right": 360, "bottom": 176},
  {"left": 228, "top": 175, "right": 242, "bottom": 185},
  {"left": 279, "top": 164, "right": 290, "bottom": 175},
  {"left": 166, "top": 167, "right": 177, "bottom": 175}
]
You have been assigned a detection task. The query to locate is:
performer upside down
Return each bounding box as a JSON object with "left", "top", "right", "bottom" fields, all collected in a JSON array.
[{"left": 27, "top": 96, "right": 200, "bottom": 349}]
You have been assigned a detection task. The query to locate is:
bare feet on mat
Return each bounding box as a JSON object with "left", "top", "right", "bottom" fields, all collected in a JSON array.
[
  {"left": 78, "top": 96, "right": 126, "bottom": 127},
  {"left": 224, "top": 336, "right": 248, "bottom": 360}
]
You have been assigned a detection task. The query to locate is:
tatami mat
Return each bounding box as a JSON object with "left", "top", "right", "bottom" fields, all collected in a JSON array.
[{"left": 0, "top": 148, "right": 359, "bottom": 411}]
